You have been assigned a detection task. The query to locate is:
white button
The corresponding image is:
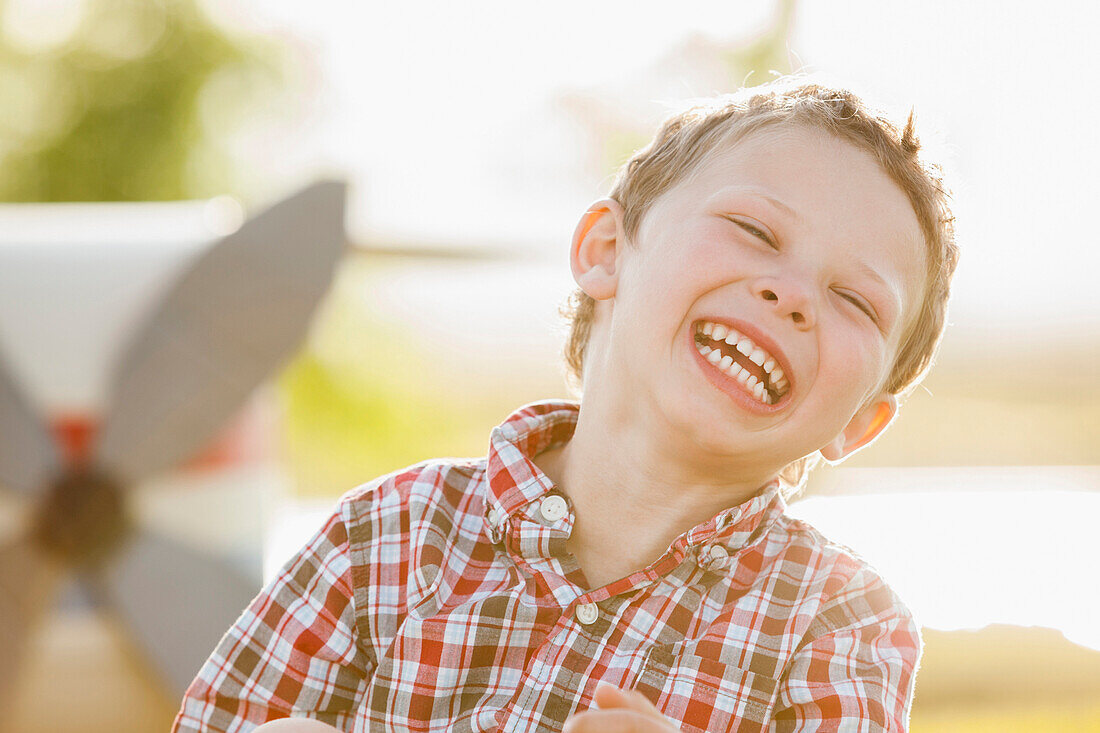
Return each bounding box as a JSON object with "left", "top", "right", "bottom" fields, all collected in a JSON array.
[
  {"left": 539, "top": 494, "right": 569, "bottom": 522},
  {"left": 575, "top": 602, "right": 599, "bottom": 625},
  {"left": 708, "top": 544, "right": 729, "bottom": 561},
  {"left": 487, "top": 508, "right": 500, "bottom": 525}
]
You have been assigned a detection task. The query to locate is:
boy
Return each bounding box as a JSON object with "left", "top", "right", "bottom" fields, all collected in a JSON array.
[{"left": 174, "top": 79, "right": 957, "bottom": 732}]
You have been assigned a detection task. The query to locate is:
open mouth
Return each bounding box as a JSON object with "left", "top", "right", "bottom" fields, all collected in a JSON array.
[{"left": 693, "top": 320, "right": 791, "bottom": 406}]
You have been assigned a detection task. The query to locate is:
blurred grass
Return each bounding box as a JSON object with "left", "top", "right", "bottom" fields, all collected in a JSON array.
[
  {"left": 911, "top": 703, "right": 1100, "bottom": 732},
  {"left": 910, "top": 625, "right": 1100, "bottom": 732},
  {"left": 276, "top": 349, "right": 488, "bottom": 496},
  {"left": 276, "top": 256, "right": 568, "bottom": 496}
]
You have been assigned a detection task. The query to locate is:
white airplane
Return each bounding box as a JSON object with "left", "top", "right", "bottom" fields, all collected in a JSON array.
[{"left": 0, "top": 180, "right": 347, "bottom": 718}]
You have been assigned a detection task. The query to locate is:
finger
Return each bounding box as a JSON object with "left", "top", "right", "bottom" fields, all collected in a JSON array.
[
  {"left": 593, "top": 682, "right": 633, "bottom": 709},
  {"left": 564, "top": 709, "right": 674, "bottom": 733},
  {"left": 594, "top": 683, "right": 669, "bottom": 721},
  {"left": 253, "top": 720, "right": 343, "bottom": 732}
]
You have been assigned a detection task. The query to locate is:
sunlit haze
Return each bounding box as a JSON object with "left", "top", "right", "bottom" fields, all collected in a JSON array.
[
  {"left": 203, "top": 0, "right": 1100, "bottom": 659},
  {"left": 8, "top": 0, "right": 1093, "bottom": 669},
  {"left": 2, "top": 2, "right": 1097, "bottom": 729},
  {"left": 192, "top": 0, "right": 1100, "bottom": 337}
]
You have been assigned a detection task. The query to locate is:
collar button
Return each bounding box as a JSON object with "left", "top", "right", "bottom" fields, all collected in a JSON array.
[
  {"left": 575, "top": 602, "right": 599, "bottom": 625},
  {"left": 539, "top": 494, "right": 569, "bottom": 522},
  {"left": 707, "top": 544, "right": 729, "bottom": 562}
]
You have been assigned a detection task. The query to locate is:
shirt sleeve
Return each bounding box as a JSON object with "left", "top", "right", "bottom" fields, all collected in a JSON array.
[
  {"left": 770, "top": 568, "right": 922, "bottom": 732},
  {"left": 172, "top": 502, "right": 374, "bottom": 733}
]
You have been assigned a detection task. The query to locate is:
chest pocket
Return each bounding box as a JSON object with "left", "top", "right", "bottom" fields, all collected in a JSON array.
[{"left": 634, "top": 645, "right": 779, "bottom": 733}]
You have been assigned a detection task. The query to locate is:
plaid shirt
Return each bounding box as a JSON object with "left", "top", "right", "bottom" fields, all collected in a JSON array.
[{"left": 174, "top": 401, "right": 920, "bottom": 733}]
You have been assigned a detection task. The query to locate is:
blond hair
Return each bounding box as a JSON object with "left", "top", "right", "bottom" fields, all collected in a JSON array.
[{"left": 562, "top": 79, "right": 959, "bottom": 490}]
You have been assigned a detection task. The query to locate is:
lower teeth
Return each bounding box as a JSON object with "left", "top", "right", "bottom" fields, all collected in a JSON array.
[{"left": 697, "top": 342, "right": 778, "bottom": 404}]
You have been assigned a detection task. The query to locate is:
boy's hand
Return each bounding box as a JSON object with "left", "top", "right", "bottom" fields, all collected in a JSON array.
[{"left": 563, "top": 683, "right": 681, "bottom": 733}]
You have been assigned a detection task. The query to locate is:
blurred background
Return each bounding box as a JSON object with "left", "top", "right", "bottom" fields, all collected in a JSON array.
[{"left": 0, "top": 0, "right": 1097, "bottom": 730}]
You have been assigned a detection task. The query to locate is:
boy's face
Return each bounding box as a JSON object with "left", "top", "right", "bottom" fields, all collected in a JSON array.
[{"left": 575, "top": 124, "right": 926, "bottom": 478}]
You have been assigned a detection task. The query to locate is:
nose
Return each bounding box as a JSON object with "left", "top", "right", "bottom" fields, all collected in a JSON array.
[{"left": 753, "top": 275, "right": 816, "bottom": 330}]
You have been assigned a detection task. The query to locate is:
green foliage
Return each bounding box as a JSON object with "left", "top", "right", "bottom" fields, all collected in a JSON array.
[
  {"left": 276, "top": 258, "right": 542, "bottom": 497},
  {"left": 593, "top": 0, "right": 798, "bottom": 180},
  {"left": 0, "top": 0, "right": 282, "bottom": 201},
  {"left": 601, "top": 129, "right": 652, "bottom": 184},
  {"left": 720, "top": 0, "right": 797, "bottom": 88}
]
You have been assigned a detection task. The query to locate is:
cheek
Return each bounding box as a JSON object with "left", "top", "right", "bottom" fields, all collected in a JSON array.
[
  {"left": 824, "top": 320, "right": 887, "bottom": 389},
  {"left": 678, "top": 229, "right": 758, "bottom": 287},
  {"left": 850, "top": 337, "right": 893, "bottom": 399}
]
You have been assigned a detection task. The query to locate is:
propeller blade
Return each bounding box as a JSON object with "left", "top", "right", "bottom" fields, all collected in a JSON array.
[
  {"left": 0, "top": 536, "right": 63, "bottom": 706},
  {"left": 95, "top": 180, "right": 347, "bottom": 483},
  {"left": 0, "top": 342, "right": 60, "bottom": 497},
  {"left": 89, "top": 529, "right": 261, "bottom": 696}
]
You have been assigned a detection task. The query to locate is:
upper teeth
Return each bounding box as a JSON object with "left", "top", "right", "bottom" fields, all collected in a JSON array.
[
  {"left": 708, "top": 322, "right": 783, "bottom": 377},
  {"left": 694, "top": 320, "right": 790, "bottom": 402}
]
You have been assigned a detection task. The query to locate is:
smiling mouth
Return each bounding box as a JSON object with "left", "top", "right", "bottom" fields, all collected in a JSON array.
[{"left": 693, "top": 321, "right": 791, "bottom": 405}]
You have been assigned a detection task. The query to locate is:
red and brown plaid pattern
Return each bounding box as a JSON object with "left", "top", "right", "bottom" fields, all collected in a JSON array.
[{"left": 173, "top": 401, "right": 920, "bottom": 732}]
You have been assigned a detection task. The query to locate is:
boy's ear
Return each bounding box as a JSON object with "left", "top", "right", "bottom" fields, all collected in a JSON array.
[
  {"left": 819, "top": 393, "right": 898, "bottom": 463},
  {"left": 570, "top": 199, "right": 624, "bottom": 301}
]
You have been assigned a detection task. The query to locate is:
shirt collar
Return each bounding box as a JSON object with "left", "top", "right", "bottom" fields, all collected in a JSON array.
[
  {"left": 686, "top": 479, "right": 785, "bottom": 556},
  {"left": 482, "top": 400, "right": 786, "bottom": 551},
  {"left": 483, "top": 400, "right": 579, "bottom": 540}
]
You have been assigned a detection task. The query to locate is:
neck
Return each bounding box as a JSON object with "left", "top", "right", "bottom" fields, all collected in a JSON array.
[{"left": 534, "top": 393, "right": 776, "bottom": 588}]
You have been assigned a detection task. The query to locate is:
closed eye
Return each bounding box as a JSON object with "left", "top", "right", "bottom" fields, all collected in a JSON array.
[
  {"left": 726, "top": 216, "right": 777, "bottom": 248},
  {"left": 838, "top": 290, "right": 879, "bottom": 324}
]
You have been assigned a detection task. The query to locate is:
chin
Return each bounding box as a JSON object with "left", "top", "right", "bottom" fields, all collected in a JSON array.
[{"left": 657, "top": 396, "right": 741, "bottom": 455}]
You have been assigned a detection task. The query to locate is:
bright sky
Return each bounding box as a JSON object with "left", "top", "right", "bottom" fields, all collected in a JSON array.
[
  {"left": 4, "top": 0, "right": 1098, "bottom": 329},
  {"left": 228, "top": 0, "right": 1099, "bottom": 652},
  {"left": 788, "top": 469, "right": 1100, "bottom": 653},
  {"left": 201, "top": 0, "right": 1100, "bottom": 336},
  {"left": 7, "top": 0, "right": 1095, "bottom": 653}
]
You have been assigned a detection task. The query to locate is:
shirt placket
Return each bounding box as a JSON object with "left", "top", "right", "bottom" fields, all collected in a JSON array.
[
  {"left": 483, "top": 488, "right": 617, "bottom": 731},
  {"left": 480, "top": 417, "right": 788, "bottom": 731},
  {"left": 504, "top": 490, "right": 587, "bottom": 609}
]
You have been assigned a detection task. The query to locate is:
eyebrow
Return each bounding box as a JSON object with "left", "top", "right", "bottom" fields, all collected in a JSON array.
[
  {"left": 758, "top": 192, "right": 797, "bottom": 221},
  {"left": 713, "top": 187, "right": 799, "bottom": 222}
]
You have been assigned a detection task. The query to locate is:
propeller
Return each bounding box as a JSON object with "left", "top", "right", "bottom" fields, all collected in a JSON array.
[
  {"left": 88, "top": 530, "right": 260, "bottom": 694},
  {"left": 0, "top": 180, "right": 347, "bottom": 710},
  {"left": 0, "top": 338, "right": 61, "bottom": 497}
]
